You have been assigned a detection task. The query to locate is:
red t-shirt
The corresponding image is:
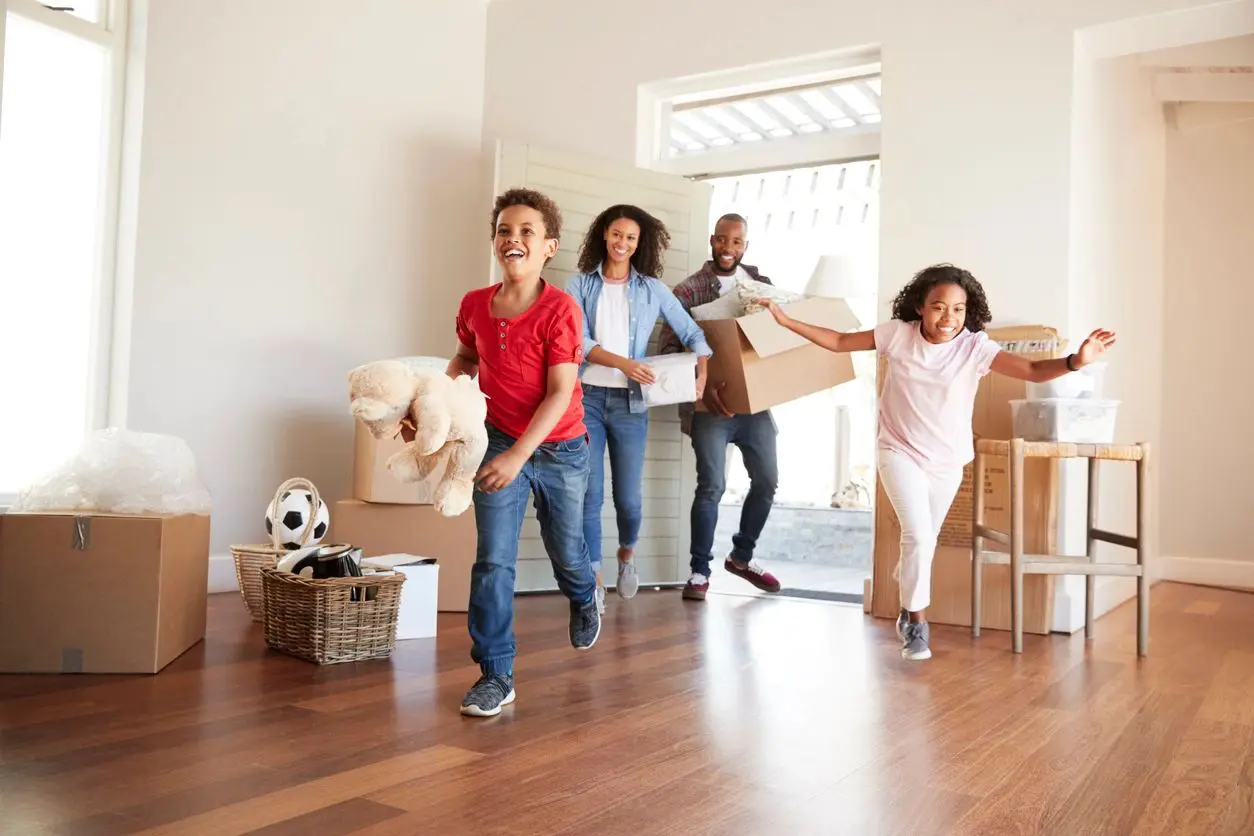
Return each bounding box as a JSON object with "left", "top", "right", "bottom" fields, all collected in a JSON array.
[{"left": 455, "top": 281, "right": 586, "bottom": 442}]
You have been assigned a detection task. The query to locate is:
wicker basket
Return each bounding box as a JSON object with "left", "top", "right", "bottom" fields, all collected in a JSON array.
[
  {"left": 231, "top": 477, "right": 330, "bottom": 621},
  {"left": 260, "top": 567, "right": 405, "bottom": 664}
]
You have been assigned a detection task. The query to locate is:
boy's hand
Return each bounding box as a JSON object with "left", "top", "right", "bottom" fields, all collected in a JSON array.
[
  {"left": 757, "top": 299, "right": 789, "bottom": 325},
  {"left": 1076, "top": 329, "right": 1117, "bottom": 366},
  {"left": 475, "top": 449, "right": 526, "bottom": 493},
  {"left": 620, "top": 359, "right": 657, "bottom": 385}
]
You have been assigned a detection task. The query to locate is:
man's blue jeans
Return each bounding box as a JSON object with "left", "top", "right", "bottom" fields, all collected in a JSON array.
[
  {"left": 469, "top": 425, "right": 595, "bottom": 676},
  {"left": 582, "top": 385, "right": 649, "bottom": 574},
  {"left": 689, "top": 411, "right": 778, "bottom": 577}
]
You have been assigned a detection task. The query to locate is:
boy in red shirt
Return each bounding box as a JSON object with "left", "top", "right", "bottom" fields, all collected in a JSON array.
[{"left": 444, "top": 188, "right": 599, "bottom": 717}]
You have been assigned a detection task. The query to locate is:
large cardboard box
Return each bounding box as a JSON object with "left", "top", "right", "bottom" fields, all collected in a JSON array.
[
  {"left": 0, "top": 512, "right": 210, "bottom": 674},
  {"left": 871, "top": 325, "right": 1065, "bottom": 635},
  {"left": 352, "top": 419, "right": 436, "bottom": 504},
  {"left": 329, "top": 499, "right": 473, "bottom": 613},
  {"left": 697, "top": 297, "right": 861, "bottom": 415}
]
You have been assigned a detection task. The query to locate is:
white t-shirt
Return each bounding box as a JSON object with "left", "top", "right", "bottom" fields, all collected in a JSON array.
[
  {"left": 716, "top": 265, "right": 750, "bottom": 297},
  {"left": 874, "top": 319, "right": 1002, "bottom": 468},
  {"left": 582, "top": 281, "right": 631, "bottom": 389}
]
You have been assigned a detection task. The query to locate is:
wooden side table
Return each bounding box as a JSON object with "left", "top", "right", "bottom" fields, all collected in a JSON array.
[{"left": 971, "top": 438, "right": 1153, "bottom": 655}]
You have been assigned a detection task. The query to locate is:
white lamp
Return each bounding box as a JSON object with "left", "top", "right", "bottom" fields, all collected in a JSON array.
[{"left": 805, "top": 250, "right": 877, "bottom": 299}]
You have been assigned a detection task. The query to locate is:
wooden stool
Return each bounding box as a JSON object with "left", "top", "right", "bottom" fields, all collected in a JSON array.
[{"left": 971, "top": 438, "right": 1153, "bottom": 656}]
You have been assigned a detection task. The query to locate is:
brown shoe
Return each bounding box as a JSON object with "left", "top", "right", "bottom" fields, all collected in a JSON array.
[{"left": 682, "top": 573, "right": 709, "bottom": 601}]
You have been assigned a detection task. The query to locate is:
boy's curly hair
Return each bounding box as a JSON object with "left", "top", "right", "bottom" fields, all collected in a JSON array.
[
  {"left": 575, "top": 204, "right": 671, "bottom": 279},
  {"left": 889, "top": 263, "right": 993, "bottom": 333},
  {"left": 490, "top": 188, "right": 562, "bottom": 241}
]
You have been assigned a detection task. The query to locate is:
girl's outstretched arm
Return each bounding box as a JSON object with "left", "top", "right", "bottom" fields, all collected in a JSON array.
[
  {"left": 756, "top": 299, "right": 875, "bottom": 353},
  {"left": 990, "top": 328, "right": 1116, "bottom": 382}
]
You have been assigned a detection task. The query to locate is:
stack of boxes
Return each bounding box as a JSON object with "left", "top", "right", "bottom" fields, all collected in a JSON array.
[{"left": 331, "top": 420, "right": 476, "bottom": 613}]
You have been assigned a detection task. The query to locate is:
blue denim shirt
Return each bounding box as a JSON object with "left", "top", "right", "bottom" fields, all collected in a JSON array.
[{"left": 566, "top": 264, "right": 713, "bottom": 413}]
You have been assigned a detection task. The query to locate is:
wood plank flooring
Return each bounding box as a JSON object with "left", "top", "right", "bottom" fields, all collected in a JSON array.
[{"left": 1, "top": 581, "right": 1252, "bottom": 835}]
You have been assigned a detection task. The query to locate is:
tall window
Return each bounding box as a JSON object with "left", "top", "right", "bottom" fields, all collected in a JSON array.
[{"left": 0, "top": 0, "right": 129, "bottom": 502}]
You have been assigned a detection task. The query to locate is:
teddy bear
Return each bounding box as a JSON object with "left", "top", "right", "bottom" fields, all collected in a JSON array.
[{"left": 347, "top": 356, "right": 488, "bottom": 516}]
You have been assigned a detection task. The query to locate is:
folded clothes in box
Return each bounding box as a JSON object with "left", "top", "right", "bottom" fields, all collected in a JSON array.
[{"left": 640, "top": 354, "right": 697, "bottom": 407}]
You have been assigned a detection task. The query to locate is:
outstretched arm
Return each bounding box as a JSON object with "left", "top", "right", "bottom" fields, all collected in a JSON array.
[
  {"left": 757, "top": 299, "right": 875, "bottom": 353},
  {"left": 991, "top": 329, "right": 1116, "bottom": 382}
]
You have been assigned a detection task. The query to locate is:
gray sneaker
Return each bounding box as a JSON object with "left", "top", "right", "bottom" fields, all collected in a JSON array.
[
  {"left": 460, "top": 673, "right": 515, "bottom": 717},
  {"left": 617, "top": 560, "right": 639, "bottom": 600},
  {"left": 595, "top": 583, "right": 606, "bottom": 615},
  {"left": 570, "top": 599, "right": 601, "bottom": 650},
  {"left": 901, "top": 620, "right": 932, "bottom": 661},
  {"left": 896, "top": 608, "right": 909, "bottom": 641}
]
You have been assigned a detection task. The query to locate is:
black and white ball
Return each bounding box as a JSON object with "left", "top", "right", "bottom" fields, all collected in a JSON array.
[{"left": 265, "top": 489, "right": 330, "bottom": 549}]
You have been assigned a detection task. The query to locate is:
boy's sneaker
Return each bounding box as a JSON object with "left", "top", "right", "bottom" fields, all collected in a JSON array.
[
  {"left": 901, "top": 620, "right": 932, "bottom": 661},
  {"left": 682, "top": 572, "right": 709, "bottom": 601},
  {"left": 617, "top": 559, "right": 639, "bottom": 600},
  {"left": 724, "top": 557, "right": 781, "bottom": 593},
  {"left": 460, "top": 673, "right": 515, "bottom": 717},
  {"left": 570, "top": 598, "right": 601, "bottom": 650}
]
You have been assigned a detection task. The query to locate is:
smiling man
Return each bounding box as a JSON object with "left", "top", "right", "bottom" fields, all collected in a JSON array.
[{"left": 657, "top": 213, "right": 783, "bottom": 602}]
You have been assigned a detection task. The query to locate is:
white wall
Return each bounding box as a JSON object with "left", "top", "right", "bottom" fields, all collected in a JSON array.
[
  {"left": 483, "top": 0, "right": 1221, "bottom": 327},
  {"left": 1060, "top": 53, "right": 1167, "bottom": 626},
  {"left": 1160, "top": 110, "right": 1254, "bottom": 581},
  {"left": 123, "top": 0, "right": 489, "bottom": 563}
]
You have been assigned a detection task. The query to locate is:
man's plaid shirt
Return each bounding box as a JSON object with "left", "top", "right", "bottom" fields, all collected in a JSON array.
[{"left": 658, "top": 261, "right": 773, "bottom": 432}]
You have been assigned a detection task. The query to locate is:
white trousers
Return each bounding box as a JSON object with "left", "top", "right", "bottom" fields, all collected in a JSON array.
[{"left": 877, "top": 449, "right": 965, "bottom": 613}]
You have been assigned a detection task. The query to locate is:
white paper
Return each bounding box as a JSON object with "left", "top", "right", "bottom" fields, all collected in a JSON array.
[{"left": 639, "top": 354, "right": 698, "bottom": 407}]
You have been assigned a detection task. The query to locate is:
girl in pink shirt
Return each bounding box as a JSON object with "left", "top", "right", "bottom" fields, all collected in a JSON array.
[{"left": 759, "top": 264, "right": 1115, "bottom": 661}]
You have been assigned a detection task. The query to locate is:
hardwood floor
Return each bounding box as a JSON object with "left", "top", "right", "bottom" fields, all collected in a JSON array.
[{"left": 1, "top": 581, "right": 1252, "bottom": 835}]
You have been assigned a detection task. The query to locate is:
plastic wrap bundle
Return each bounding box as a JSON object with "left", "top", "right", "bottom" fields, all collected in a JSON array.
[{"left": 9, "top": 428, "right": 212, "bottom": 515}]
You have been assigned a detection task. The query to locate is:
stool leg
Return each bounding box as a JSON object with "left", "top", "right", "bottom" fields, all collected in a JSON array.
[
  {"left": 1137, "top": 443, "right": 1152, "bottom": 657},
  {"left": 972, "top": 454, "right": 986, "bottom": 638},
  {"left": 1010, "top": 438, "right": 1026, "bottom": 654},
  {"left": 1085, "top": 457, "right": 1099, "bottom": 640}
]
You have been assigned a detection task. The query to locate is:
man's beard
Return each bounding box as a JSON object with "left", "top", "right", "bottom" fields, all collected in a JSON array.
[{"left": 711, "top": 249, "right": 741, "bottom": 275}]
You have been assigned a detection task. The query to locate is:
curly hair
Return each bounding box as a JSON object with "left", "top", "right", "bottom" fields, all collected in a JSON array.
[
  {"left": 575, "top": 204, "right": 671, "bottom": 279},
  {"left": 490, "top": 188, "right": 562, "bottom": 241},
  {"left": 889, "top": 263, "right": 993, "bottom": 333}
]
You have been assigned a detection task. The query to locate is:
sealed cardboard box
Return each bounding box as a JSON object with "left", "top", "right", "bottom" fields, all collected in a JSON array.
[
  {"left": 0, "top": 512, "right": 210, "bottom": 674},
  {"left": 696, "top": 297, "right": 860, "bottom": 415},
  {"left": 352, "top": 419, "right": 436, "bottom": 505},
  {"left": 330, "top": 500, "right": 473, "bottom": 612},
  {"left": 872, "top": 325, "right": 1064, "bottom": 635}
]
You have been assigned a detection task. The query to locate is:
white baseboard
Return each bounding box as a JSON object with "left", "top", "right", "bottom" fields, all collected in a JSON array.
[
  {"left": 208, "top": 554, "right": 239, "bottom": 594},
  {"left": 1159, "top": 555, "right": 1254, "bottom": 592}
]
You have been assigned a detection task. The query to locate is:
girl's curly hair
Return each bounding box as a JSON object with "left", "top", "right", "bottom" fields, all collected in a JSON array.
[
  {"left": 576, "top": 204, "right": 671, "bottom": 279},
  {"left": 889, "top": 263, "right": 993, "bottom": 333}
]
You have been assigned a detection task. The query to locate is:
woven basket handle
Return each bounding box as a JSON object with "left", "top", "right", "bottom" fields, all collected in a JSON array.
[{"left": 267, "top": 477, "right": 324, "bottom": 549}]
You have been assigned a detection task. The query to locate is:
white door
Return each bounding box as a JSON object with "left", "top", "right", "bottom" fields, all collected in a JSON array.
[{"left": 490, "top": 139, "right": 712, "bottom": 592}]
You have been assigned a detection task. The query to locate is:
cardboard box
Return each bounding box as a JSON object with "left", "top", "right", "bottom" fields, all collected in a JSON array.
[
  {"left": 329, "top": 499, "right": 473, "bottom": 612},
  {"left": 360, "top": 555, "right": 439, "bottom": 640},
  {"left": 871, "top": 325, "right": 1065, "bottom": 635},
  {"left": 352, "top": 419, "right": 436, "bottom": 505},
  {"left": 0, "top": 512, "right": 210, "bottom": 674},
  {"left": 696, "top": 297, "right": 860, "bottom": 415}
]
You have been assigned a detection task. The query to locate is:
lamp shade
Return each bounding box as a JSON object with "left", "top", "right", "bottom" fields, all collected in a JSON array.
[{"left": 804, "top": 250, "right": 876, "bottom": 299}]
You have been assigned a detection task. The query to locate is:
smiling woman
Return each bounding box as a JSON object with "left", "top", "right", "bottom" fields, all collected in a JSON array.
[{"left": 0, "top": 0, "right": 133, "bottom": 504}]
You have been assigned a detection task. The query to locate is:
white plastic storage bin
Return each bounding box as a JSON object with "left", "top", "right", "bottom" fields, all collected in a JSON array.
[
  {"left": 1009, "top": 398, "right": 1120, "bottom": 443},
  {"left": 1024, "top": 362, "right": 1107, "bottom": 400}
]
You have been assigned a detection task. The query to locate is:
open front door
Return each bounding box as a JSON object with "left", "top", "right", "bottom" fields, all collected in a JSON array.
[{"left": 490, "top": 139, "right": 712, "bottom": 592}]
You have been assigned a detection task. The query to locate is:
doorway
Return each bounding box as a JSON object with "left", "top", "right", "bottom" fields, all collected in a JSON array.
[{"left": 700, "top": 160, "right": 881, "bottom": 604}]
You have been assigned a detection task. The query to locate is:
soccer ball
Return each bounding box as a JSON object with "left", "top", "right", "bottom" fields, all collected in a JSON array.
[{"left": 265, "top": 489, "right": 330, "bottom": 549}]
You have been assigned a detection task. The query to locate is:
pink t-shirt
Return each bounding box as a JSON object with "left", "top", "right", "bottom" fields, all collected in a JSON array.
[{"left": 874, "top": 319, "right": 1002, "bottom": 467}]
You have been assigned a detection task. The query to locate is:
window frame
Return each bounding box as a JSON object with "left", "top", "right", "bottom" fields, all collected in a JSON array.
[{"left": 0, "top": 0, "right": 136, "bottom": 507}]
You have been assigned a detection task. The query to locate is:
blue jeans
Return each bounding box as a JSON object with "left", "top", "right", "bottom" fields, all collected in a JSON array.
[
  {"left": 582, "top": 385, "right": 649, "bottom": 574},
  {"left": 689, "top": 411, "right": 778, "bottom": 577},
  {"left": 468, "top": 425, "right": 595, "bottom": 676}
]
